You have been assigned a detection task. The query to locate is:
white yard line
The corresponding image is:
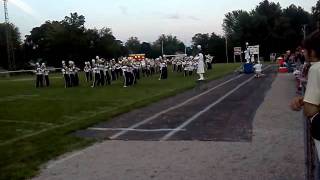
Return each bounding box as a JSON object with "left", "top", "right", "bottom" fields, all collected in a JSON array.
[
  {"left": 0, "top": 106, "right": 119, "bottom": 146},
  {"left": 0, "top": 119, "right": 54, "bottom": 126},
  {"left": 0, "top": 94, "right": 39, "bottom": 102},
  {"left": 109, "top": 74, "right": 244, "bottom": 140},
  {"left": 89, "top": 127, "right": 186, "bottom": 132},
  {"left": 0, "top": 76, "right": 62, "bottom": 82},
  {"left": 161, "top": 65, "right": 271, "bottom": 141}
]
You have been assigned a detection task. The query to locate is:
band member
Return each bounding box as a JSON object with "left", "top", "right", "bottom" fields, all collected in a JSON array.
[
  {"left": 84, "top": 61, "right": 91, "bottom": 82},
  {"left": 104, "top": 62, "right": 111, "bottom": 85},
  {"left": 41, "top": 63, "right": 50, "bottom": 87},
  {"left": 122, "top": 62, "right": 129, "bottom": 88},
  {"left": 92, "top": 62, "right": 101, "bottom": 88},
  {"left": 62, "top": 61, "right": 71, "bottom": 88},
  {"left": 159, "top": 60, "right": 168, "bottom": 80},
  {"left": 74, "top": 64, "right": 80, "bottom": 86},
  {"left": 183, "top": 60, "right": 188, "bottom": 77},
  {"left": 111, "top": 60, "right": 117, "bottom": 81},
  {"left": 35, "top": 63, "right": 43, "bottom": 88},
  {"left": 68, "top": 61, "right": 76, "bottom": 87},
  {"left": 206, "top": 55, "right": 212, "bottom": 70},
  {"left": 99, "top": 60, "right": 105, "bottom": 86}
]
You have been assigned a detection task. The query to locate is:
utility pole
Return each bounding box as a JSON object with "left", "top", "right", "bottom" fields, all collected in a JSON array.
[
  {"left": 302, "top": 24, "right": 307, "bottom": 40},
  {"left": 161, "top": 41, "right": 164, "bottom": 56},
  {"left": 3, "top": 0, "right": 15, "bottom": 70},
  {"left": 225, "top": 36, "right": 229, "bottom": 64}
]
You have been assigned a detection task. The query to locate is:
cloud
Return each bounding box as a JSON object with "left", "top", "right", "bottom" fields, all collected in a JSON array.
[
  {"left": 188, "top": 16, "right": 200, "bottom": 21},
  {"left": 166, "top": 13, "right": 181, "bottom": 20},
  {"left": 165, "top": 14, "right": 199, "bottom": 21},
  {"left": 9, "top": 0, "right": 37, "bottom": 17},
  {"left": 119, "top": 5, "right": 128, "bottom": 15}
]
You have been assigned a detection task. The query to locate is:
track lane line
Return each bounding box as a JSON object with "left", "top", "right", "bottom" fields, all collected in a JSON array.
[
  {"left": 109, "top": 73, "right": 245, "bottom": 140},
  {"left": 89, "top": 127, "right": 186, "bottom": 132},
  {"left": 161, "top": 65, "right": 271, "bottom": 141}
]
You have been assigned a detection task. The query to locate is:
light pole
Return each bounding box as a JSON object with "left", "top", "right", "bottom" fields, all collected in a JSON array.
[
  {"left": 161, "top": 41, "right": 164, "bottom": 56},
  {"left": 302, "top": 24, "right": 307, "bottom": 40},
  {"left": 225, "top": 36, "right": 229, "bottom": 64}
]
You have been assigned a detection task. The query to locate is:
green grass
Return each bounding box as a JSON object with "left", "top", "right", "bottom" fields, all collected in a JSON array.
[{"left": 0, "top": 63, "right": 239, "bottom": 180}]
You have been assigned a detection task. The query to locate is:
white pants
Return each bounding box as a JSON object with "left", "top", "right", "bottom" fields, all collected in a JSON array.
[{"left": 315, "top": 139, "right": 320, "bottom": 161}]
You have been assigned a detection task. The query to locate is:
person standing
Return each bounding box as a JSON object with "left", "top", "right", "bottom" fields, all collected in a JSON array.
[
  {"left": 62, "top": 61, "right": 71, "bottom": 88},
  {"left": 206, "top": 55, "right": 212, "bottom": 70},
  {"left": 122, "top": 62, "right": 129, "bottom": 88},
  {"left": 41, "top": 63, "right": 50, "bottom": 87},
  {"left": 68, "top": 61, "right": 76, "bottom": 87},
  {"left": 104, "top": 62, "right": 111, "bottom": 85},
  {"left": 159, "top": 60, "right": 168, "bottom": 80},
  {"left": 84, "top": 62, "right": 91, "bottom": 82},
  {"left": 290, "top": 31, "right": 320, "bottom": 159},
  {"left": 35, "top": 63, "right": 43, "bottom": 88},
  {"left": 195, "top": 45, "right": 205, "bottom": 81},
  {"left": 111, "top": 61, "right": 117, "bottom": 81},
  {"left": 74, "top": 63, "right": 80, "bottom": 87},
  {"left": 91, "top": 63, "right": 101, "bottom": 88}
]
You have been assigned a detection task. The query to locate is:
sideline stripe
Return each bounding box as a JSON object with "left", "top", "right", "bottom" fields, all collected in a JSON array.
[
  {"left": 161, "top": 65, "right": 272, "bottom": 141},
  {"left": 109, "top": 73, "right": 244, "bottom": 140},
  {"left": 0, "top": 119, "right": 54, "bottom": 126},
  {"left": 0, "top": 95, "right": 39, "bottom": 102},
  {"left": 0, "top": 105, "right": 123, "bottom": 146},
  {"left": 9, "top": 77, "right": 62, "bottom": 82},
  {"left": 89, "top": 127, "right": 186, "bottom": 132}
]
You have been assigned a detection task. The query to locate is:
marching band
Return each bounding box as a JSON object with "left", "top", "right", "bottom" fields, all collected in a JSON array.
[{"left": 34, "top": 52, "right": 215, "bottom": 88}]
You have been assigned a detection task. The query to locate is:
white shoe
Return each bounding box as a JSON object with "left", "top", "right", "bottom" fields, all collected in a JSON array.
[{"left": 123, "top": 86, "right": 127, "bottom": 88}]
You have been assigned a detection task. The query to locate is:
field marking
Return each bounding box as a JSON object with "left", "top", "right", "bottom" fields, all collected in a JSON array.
[
  {"left": 89, "top": 127, "right": 186, "bottom": 132},
  {"left": 0, "top": 76, "right": 62, "bottom": 82},
  {"left": 109, "top": 74, "right": 244, "bottom": 140},
  {"left": 0, "top": 119, "right": 55, "bottom": 126},
  {"left": 161, "top": 65, "right": 271, "bottom": 141},
  {"left": 0, "top": 94, "right": 39, "bottom": 102},
  {"left": 0, "top": 67, "right": 267, "bottom": 146},
  {"left": 0, "top": 105, "right": 122, "bottom": 146}
]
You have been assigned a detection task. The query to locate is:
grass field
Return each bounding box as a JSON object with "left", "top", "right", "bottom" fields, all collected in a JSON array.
[{"left": 0, "top": 63, "right": 240, "bottom": 180}]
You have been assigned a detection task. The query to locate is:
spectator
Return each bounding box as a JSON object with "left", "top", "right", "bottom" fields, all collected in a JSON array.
[{"left": 290, "top": 30, "right": 320, "bottom": 158}]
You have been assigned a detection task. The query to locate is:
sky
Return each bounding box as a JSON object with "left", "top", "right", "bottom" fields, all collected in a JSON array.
[{"left": 1, "top": 0, "right": 318, "bottom": 45}]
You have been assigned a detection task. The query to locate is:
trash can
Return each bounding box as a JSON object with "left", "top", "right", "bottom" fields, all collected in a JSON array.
[{"left": 243, "top": 63, "right": 254, "bottom": 74}]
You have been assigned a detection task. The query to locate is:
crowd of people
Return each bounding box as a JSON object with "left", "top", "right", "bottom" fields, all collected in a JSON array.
[
  {"left": 290, "top": 30, "right": 320, "bottom": 160},
  {"left": 35, "top": 49, "right": 214, "bottom": 89}
]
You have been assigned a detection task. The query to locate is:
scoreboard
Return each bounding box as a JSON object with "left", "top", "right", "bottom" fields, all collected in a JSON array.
[{"left": 128, "top": 54, "right": 146, "bottom": 61}]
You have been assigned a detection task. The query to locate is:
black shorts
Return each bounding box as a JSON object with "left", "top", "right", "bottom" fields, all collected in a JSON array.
[{"left": 311, "top": 113, "right": 320, "bottom": 140}]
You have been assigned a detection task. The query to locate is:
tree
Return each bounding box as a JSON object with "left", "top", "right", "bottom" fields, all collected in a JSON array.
[
  {"left": 222, "top": 0, "right": 312, "bottom": 60},
  {"left": 0, "top": 23, "right": 22, "bottom": 69},
  {"left": 312, "top": 0, "right": 320, "bottom": 28},
  {"left": 191, "top": 33, "right": 210, "bottom": 53},
  {"left": 140, "top": 42, "right": 152, "bottom": 57},
  {"left": 208, "top": 33, "right": 225, "bottom": 63},
  {"left": 152, "top": 34, "right": 185, "bottom": 57},
  {"left": 25, "top": 13, "right": 126, "bottom": 67},
  {"left": 125, "top": 37, "right": 141, "bottom": 54},
  {"left": 62, "top": 12, "right": 85, "bottom": 29}
]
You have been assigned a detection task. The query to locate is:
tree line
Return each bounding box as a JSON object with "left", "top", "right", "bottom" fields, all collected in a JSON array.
[{"left": 0, "top": 0, "right": 319, "bottom": 70}]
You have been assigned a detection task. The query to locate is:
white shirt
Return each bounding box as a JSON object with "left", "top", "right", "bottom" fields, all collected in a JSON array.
[
  {"left": 253, "top": 64, "right": 262, "bottom": 72},
  {"left": 35, "top": 67, "right": 43, "bottom": 75},
  {"left": 84, "top": 65, "right": 91, "bottom": 72},
  {"left": 304, "top": 62, "right": 320, "bottom": 105}
]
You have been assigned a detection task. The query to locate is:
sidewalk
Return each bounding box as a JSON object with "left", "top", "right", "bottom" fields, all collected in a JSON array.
[{"left": 34, "top": 73, "right": 305, "bottom": 180}]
